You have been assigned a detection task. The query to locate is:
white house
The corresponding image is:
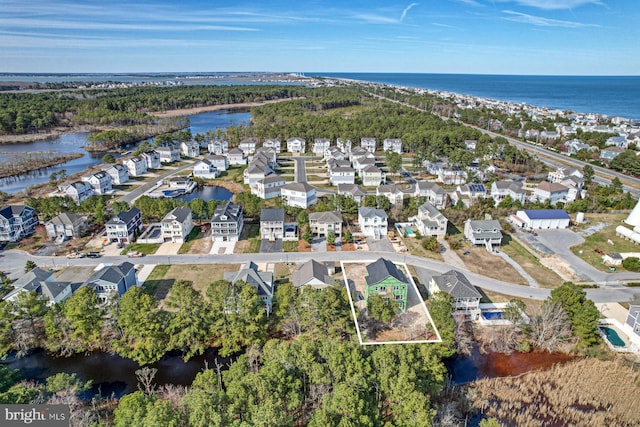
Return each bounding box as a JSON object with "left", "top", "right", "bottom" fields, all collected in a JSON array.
[
  {"left": 262, "top": 138, "right": 281, "bottom": 153},
  {"left": 156, "top": 145, "right": 180, "bottom": 163},
  {"left": 337, "top": 138, "right": 352, "bottom": 153},
  {"left": 410, "top": 202, "right": 448, "bottom": 237},
  {"left": 414, "top": 181, "right": 448, "bottom": 209},
  {"left": 0, "top": 205, "right": 37, "bottom": 242},
  {"left": 211, "top": 201, "right": 244, "bottom": 242},
  {"left": 329, "top": 165, "right": 355, "bottom": 186},
  {"left": 309, "top": 211, "right": 342, "bottom": 238},
  {"left": 208, "top": 140, "right": 228, "bottom": 155},
  {"left": 313, "top": 138, "right": 331, "bottom": 155},
  {"left": 513, "top": 209, "right": 571, "bottom": 230},
  {"left": 82, "top": 171, "right": 113, "bottom": 195},
  {"left": 45, "top": 212, "right": 86, "bottom": 241},
  {"left": 207, "top": 155, "right": 228, "bottom": 172},
  {"left": 605, "top": 135, "right": 628, "bottom": 149},
  {"left": 62, "top": 181, "right": 94, "bottom": 203},
  {"left": 227, "top": 148, "right": 247, "bottom": 165},
  {"left": 104, "top": 164, "right": 129, "bottom": 185},
  {"left": 253, "top": 175, "right": 286, "bottom": 199},
  {"left": 192, "top": 159, "right": 219, "bottom": 179},
  {"left": 491, "top": 180, "right": 526, "bottom": 206},
  {"left": 239, "top": 138, "right": 258, "bottom": 155},
  {"left": 532, "top": 182, "right": 572, "bottom": 205},
  {"left": 437, "top": 167, "right": 468, "bottom": 185},
  {"left": 383, "top": 138, "right": 402, "bottom": 154},
  {"left": 623, "top": 306, "right": 640, "bottom": 349},
  {"left": 464, "top": 219, "right": 502, "bottom": 250},
  {"left": 123, "top": 156, "right": 148, "bottom": 177},
  {"left": 281, "top": 182, "right": 317, "bottom": 208},
  {"left": 337, "top": 184, "right": 367, "bottom": 205},
  {"left": 286, "top": 137, "right": 306, "bottom": 153},
  {"left": 376, "top": 184, "right": 404, "bottom": 206},
  {"left": 362, "top": 165, "right": 385, "bottom": 187},
  {"left": 243, "top": 157, "right": 272, "bottom": 187},
  {"left": 161, "top": 206, "right": 194, "bottom": 243},
  {"left": 181, "top": 141, "right": 200, "bottom": 157},
  {"left": 548, "top": 166, "right": 583, "bottom": 184},
  {"left": 429, "top": 270, "right": 481, "bottom": 315},
  {"left": 224, "top": 262, "right": 274, "bottom": 316},
  {"left": 141, "top": 151, "right": 161, "bottom": 169},
  {"left": 361, "top": 137, "right": 377, "bottom": 153},
  {"left": 358, "top": 207, "right": 388, "bottom": 240}
]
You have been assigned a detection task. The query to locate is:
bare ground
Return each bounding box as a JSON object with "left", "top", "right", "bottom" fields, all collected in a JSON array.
[{"left": 149, "top": 98, "right": 301, "bottom": 118}]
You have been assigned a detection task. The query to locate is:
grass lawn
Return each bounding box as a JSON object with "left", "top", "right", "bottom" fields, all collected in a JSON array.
[
  {"left": 145, "top": 263, "right": 241, "bottom": 300},
  {"left": 120, "top": 243, "right": 160, "bottom": 255},
  {"left": 457, "top": 245, "right": 529, "bottom": 286},
  {"left": 283, "top": 241, "right": 298, "bottom": 252},
  {"left": 570, "top": 214, "right": 639, "bottom": 271},
  {"left": 501, "top": 235, "right": 564, "bottom": 288},
  {"left": 177, "top": 226, "right": 202, "bottom": 254},
  {"left": 234, "top": 224, "right": 261, "bottom": 253},
  {"left": 403, "top": 237, "right": 444, "bottom": 261},
  {"left": 218, "top": 165, "right": 246, "bottom": 183},
  {"left": 142, "top": 264, "right": 171, "bottom": 297}
]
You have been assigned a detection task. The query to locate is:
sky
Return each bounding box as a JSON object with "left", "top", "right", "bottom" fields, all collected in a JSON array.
[{"left": 0, "top": 0, "right": 638, "bottom": 75}]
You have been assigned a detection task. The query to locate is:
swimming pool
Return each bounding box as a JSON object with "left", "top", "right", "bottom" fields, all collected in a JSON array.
[
  {"left": 405, "top": 228, "right": 415, "bottom": 236},
  {"left": 600, "top": 326, "right": 626, "bottom": 347},
  {"left": 482, "top": 311, "right": 504, "bottom": 320}
]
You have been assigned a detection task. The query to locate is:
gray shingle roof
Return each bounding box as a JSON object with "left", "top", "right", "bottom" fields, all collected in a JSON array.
[
  {"left": 359, "top": 206, "right": 387, "bottom": 220},
  {"left": 163, "top": 207, "right": 192, "bottom": 224},
  {"left": 365, "top": 258, "right": 408, "bottom": 286},
  {"left": 292, "top": 259, "right": 333, "bottom": 288},
  {"left": 431, "top": 270, "right": 482, "bottom": 299},
  {"left": 224, "top": 262, "right": 274, "bottom": 298},
  {"left": 282, "top": 182, "right": 314, "bottom": 193},
  {"left": 107, "top": 208, "right": 140, "bottom": 225},
  {"left": 309, "top": 211, "right": 342, "bottom": 223},
  {"left": 48, "top": 212, "right": 83, "bottom": 226},
  {"left": 260, "top": 208, "right": 284, "bottom": 223}
]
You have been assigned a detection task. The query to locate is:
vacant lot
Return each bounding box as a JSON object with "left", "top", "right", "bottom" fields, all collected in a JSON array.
[
  {"left": 178, "top": 226, "right": 212, "bottom": 254},
  {"left": 457, "top": 246, "right": 529, "bottom": 286},
  {"left": 500, "top": 236, "right": 563, "bottom": 288},
  {"left": 234, "top": 224, "right": 260, "bottom": 253}
]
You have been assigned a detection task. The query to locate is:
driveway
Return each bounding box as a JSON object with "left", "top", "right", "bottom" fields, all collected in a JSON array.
[
  {"left": 292, "top": 157, "right": 307, "bottom": 183},
  {"left": 534, "top": 229, "right": 603, "bottom": 282},
  {"left": 311, "top": 237, "right": 327, "bottom": 253},
  {"left": 260, "top": 239, "right": 283, "bottom": 253},
  {"left": 211, "top": 241, "right": 236, "bottom": 255},
  {"left": 366, "top": 237, "right": 395, "bottom": 252}
]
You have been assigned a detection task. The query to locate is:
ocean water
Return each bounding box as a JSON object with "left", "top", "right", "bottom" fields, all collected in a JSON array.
[{"left": 313, "top": 73, "right": 640, "bottom": 120}]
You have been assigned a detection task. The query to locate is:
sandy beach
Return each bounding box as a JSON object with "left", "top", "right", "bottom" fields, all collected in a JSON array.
[{"left": 149, "top": 98, "right": 300, "bottom": 118}]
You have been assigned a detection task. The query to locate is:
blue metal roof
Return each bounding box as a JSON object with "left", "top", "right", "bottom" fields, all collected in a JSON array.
[{"left": 523, "top": 209, "right": 570, "bottom": 220}]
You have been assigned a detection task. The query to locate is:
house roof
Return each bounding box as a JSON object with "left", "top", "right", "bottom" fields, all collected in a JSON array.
[
  {"left": 468, "top": 219, "right": 502, "bottom": 231},
  {"left": 282, "top": 182, "right": 314, "bottom": 193},
  {"left": 260, "top": 208, "right": 284, "bottom": 222},
  {"left": 258, "top": 175, "right": 285, "bottom": 185},
  {"left": 224, "top": 262, "right": 274, "bottom": 298},
  {"left": 309, "top": 211, "right": 342, "bottom": 223},
  {"left": 537, "top": 182, "right": 569, "bottom": 193},
  {"left": 338, "top": 184, "right": 366, "bottom": 197},
  {"left": 292, "top": 259, "right": 333, "bottom": 288},
  {"left": 432, "top": 270, "right": 482, "bottom": 299},
  {"left": 362, "top": 165, "right": 381, "bottom": 173},
  {"left": 107, "top": 208, "right": 140, "bottom": 225},
  {"left": 365, "top": 258, "right": 408, "bottom": 286},
  {"left": 522, "top": 209, "right": 570, "bottom": 220},
  {"left": 163, "top": 206, "right": 192, "bottom": 224},
  {"left": 83, "top": 262, "right": 135, "bottom": 287},
  {"left": 0, "top": 205, "right": 34, "bottom": 220},
  {"left": 359, "top": 206, "right": 387, "bottom": 220},
  {"left": 416, "top": 181, "right": 445, "bottom": 194},
  {"left": 12, "top": 267, "right": 54, "bottom": 289},
  {"left": 47, "top": 212, "right": 83, "bottom": 226},
  {"left": 228, "top": 148, "right": 244, "bottom": 155},
  {"left": 418, "top": 202, "right": 444, "bottom": 219},
  {"left": 377, "top": 184, "right": 401, "bottom": 194},
  {"left": 212, "top": 201, "right": 242, "bottom": 223}
]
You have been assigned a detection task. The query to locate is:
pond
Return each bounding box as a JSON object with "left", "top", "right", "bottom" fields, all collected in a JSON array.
[
  {"left": 0, "top": 109, "right": 250, "bottom": 194},
  {"left": 175, "top": 185, "right": 233, "bottom": 203},
  {"left": 445, "top": 346, "right": 579, "bottom": 384},
  {"left": 7, "top": 348, "right": 232, "bottom": 399}
]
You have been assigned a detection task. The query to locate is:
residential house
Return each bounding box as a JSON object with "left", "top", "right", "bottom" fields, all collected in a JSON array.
[
  {"left": 224, "top": 262, "right": 274, "bottom": 315},
  {"left": 353, "top": 155, "right": 376, "bottom": 176},
  {"left": 464, "top": 139, "right": 477, "bottom": 150},
  {"left": 312, "top": 138, "right": 331, "bottom": 155},
  {"left": 325, "top": 146, "right": 347, "bottom": 162},
  {"left": 105, "top": 207, "right": 142, "bottom": 245},
  {"left": 532, "top": 182, "right": 571, "bottom": 205},
  {"left": 239, "top": 138, "right": 258, "bottom": 155},
  {"left": 83, "top": 262, "right": 137, "bottom": 302},
  {"left": 253, "top": 148, "right": 278, "bottom": 168},
  {"left": 211, "top": 201, "right": 244, "bottom": 242},
  {"left": 337, "top": 138, "right": 352, "bottom": 152},
  {"left": 181, "top": 141, "right": 200, "bottom": 157},
  {"left": 308, "top": 211, "right": 342, "bottom": 238},
  {"left": 207, "top": 155, "right": 228, "bottom": 172},
  {"left": 513, "top": 209, "right": 571, "bottom": 230},
  {"left": 166, "top": 176, "right": 194, "bottom": 190},
  {"left": 286, "top": 137, "right": 306, "bottom": 153},
  {"left": 192, "top": 159, "right": 219, "bottom": 179},
  {"left": 376, "top": 184, "right": 404, "bottom": 206},
  {"left": 464, "top": 219, "right": 503, "bottom": 250},
  {"left": 292, "top": 260, "right": 334, "bottom": 290},
  {"left": 104, "top": 164, "right": 129, "bottom": 185},
  {"left": 624, "top": 306, "right": 640, "bottom": 347},
  {"left": 365, "top": 258, "right": 409, "bottom": 311},
  {"left": 161, "top": 206, "right": 194, "bottom": 243},
  {"left": 140, "top": 150, "right": 161, "bottom": 169},
  {"left": 253, "top": 175, "right": 286, "bottom": 200},
  {"left": 227, "top": 148, "right": 247, "bottom": 165},
  {"left": 361, "top": 137, "right": 377, "bottom": 153},
  {"left": 548, "top": 166, "right": 583, "bottom": 184},
  {"left": 600, "top": 146, "right": 626, "bottom": 161},
  {"left": 156, "top": 144, "right": 181, "bottom": 163},
  {"left": 410, "top": 202, "right": 447, "bottom": 237},
  {"left": 262, "top": 138, "right": 281, "bottom": 153},
  {"left": 281, "top": 182, "right": 317, "bottom": 208},
  {"left": 540, "top": 130, "right": 559, "bottom": 140},
  {"left": 260, "top": 208, "right": 285, "bottom": 240},
  {"left": 383, "top": 138, "right": 402, "bottom": 154},
  {"left": 451, "top": 183, "right": 486, "bottom": 208},
  {"left": 3, "top": 267, "right": 72, "bottom": 305},
  {"left": 62, "top": 181, "right": 94, "bottom": 204},
  {"left": 123, "top": 156, "right": 147, "bottom": 177},
  {"left": 429, "top": 270, "right": 481, "bottom": 314},
  {"left": 491, "top": 180, "right": 527, "bottom": 206},
  {"left": 0, "top": 205, "right": 37, "bottom": 242},
  {"left": 605, "top": 135, "right": 628, "bottom": 149},
  {"left": 358, "top": 207, "right": 388, "bottom": 240},
  {"left": 243, "top": 157, "right": 272, "bottom": 187},
  {"left": 564, "top": 139, "right": 592, "bottom": 155},
  {"left": 328, "top": 162, "right": 355, "bottom": 186},
  {"left": 414, "top": 181, "right": 447, "bottom": 209},
  {"left": 337, "top": 183, "right": 367, "bottom": 205},
  {"left": 208, "top": 140, "right": 229, "bottom": 155},
  {"left": 349, "top": 146, "right": 372, "bottom": 162},
  {"left": 45, "top": 212, "right": 86, "bottom": 241},
  {"left": 362, "top": 165, "right": 385, "bottom": 187},
  {"left": 82, "top": 171, "right": 113, "bottom": 195},
  {"left": 437, "top": 166, "right": 468, "bottom": 185}
]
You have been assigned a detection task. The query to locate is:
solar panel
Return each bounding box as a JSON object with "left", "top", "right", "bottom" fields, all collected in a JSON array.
[{"left": 469, "top": 184, "right": 486, "bottom": 192}]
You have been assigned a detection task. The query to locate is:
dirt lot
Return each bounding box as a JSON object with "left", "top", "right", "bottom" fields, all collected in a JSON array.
[
  {"left": 457, "top": 247, "right": 529, "bottom": 286},
  {"left": 342, "top": 261, "right": 438, "bottom": 343}
]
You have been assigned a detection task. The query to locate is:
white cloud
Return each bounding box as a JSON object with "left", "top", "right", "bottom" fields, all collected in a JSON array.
[
  {"left": 0, "top": 18, "right": 259, "bottom": 32},
  {"left": 353, "top": 14, "right": 399, "bottom": 24},
  {"left": 452, "top": 0, "right": 483, "bottom": 6},
  {"left": 502, "top": 10, "right": 599, "bottom": 27},
  {"left": 400, "top": 3, "right": 419, "bottom": 22}
]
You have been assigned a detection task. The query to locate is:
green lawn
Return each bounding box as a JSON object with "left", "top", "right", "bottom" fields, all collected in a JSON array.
[
  {"left": 120, "top": 243, "right": 160, "bottom": 255},
  {"left": 142, "top": 264, "right": 172, "bottom": 297},
  {"left": 571, "top": 223, "right": 640, "bottom": 271},
  {"left": 178, "top": 226, "right": 202, "bottom": 254},
  {"left": 283, "top": 241, "right": 298, "bottom": 252},
  {"left": 501, "top": 236, "right": 564, "bottom": 288}
]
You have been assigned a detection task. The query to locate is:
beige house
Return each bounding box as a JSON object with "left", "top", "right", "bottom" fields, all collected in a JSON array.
[
  {"left": 309, "top": 211, "right": 343, "bottom": 238},
  {"left": 161, "top": 206, "right": 194, "bottom": 243}
]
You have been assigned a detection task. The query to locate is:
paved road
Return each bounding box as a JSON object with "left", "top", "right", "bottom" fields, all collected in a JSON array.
[
  {"left": 118, "top": 162, "right": 197, "bottom": 204},
  {"left": 292, "top": 157, "right": 307, "bottom": 183},
  {"left": 5, "top": 249, "right": 640, "bottom": 303}
]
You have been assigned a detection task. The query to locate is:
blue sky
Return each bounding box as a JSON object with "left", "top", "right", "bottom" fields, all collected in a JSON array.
[{"left": 0, "top": 0, "right": 637, "bottom": 75}]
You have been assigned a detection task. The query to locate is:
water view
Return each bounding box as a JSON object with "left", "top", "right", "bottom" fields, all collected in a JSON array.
[{"left": 176, "top": 185, "right": 233, "bottom": 203}]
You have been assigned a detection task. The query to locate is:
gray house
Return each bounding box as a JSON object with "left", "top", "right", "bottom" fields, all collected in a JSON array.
[
  {"left": 429, "top": 270, "right": 481, "bottom": 316},
  {"left": 0, "top": 205, "right": 37, "bottom": 242},
  {"left": 105, "top": 207, "right": 142, "bottom": 245},
  {"left": 463, "top": 219, "right": 503, "bottom": 250},
  {"left": 3, "top": 267, "right": 72, "bottom": 305},
  {"left": 224, "top": 262, "right": 274, "bottom": 315},
  {"left": 83, "top": 262, "right": 138, "bottom": 302},
  {"left": 211, "top": 201, "right": 244, "bottom": 242},
  {"left": 292, "top": 260, "right": 334, "bottom": 289},
  {"left": 45, "top": 212, "right": 86, "bottom": 241}
]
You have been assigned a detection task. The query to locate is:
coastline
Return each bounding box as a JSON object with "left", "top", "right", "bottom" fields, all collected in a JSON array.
[{"left": 148, "top": 98, "right": 301, "bottom": 118}]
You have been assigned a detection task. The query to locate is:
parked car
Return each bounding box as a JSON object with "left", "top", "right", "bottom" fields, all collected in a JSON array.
[
  {"left": 86, "top": 252, "right": 101, "bottom": 258},
  {"left": 66, "top": 252, "right": 85, "bottom": 259},
  {"left": 127, "top": 251, "right": 144, "bottom": 258}
]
